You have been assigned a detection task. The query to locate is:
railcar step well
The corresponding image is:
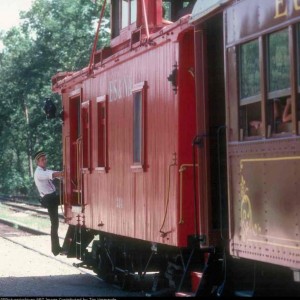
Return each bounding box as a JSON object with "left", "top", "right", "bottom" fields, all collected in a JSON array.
[
  {"left": 175, "top": 271, "right": 203, "bottom": 297},
  {"left": 173, "top": 249, "right": 224, "bottom": 297}
]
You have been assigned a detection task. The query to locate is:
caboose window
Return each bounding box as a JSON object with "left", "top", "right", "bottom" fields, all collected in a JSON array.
[
  {"left": 132, "top": 81, "right": 146, "bottom": 170},
  {"left": 239, "top": 39, "right": 262, "bottom": 138},
  {"left": 81, "top": 100, "right": 90, "bottom": 170},
  {"left": 163, "top": 0, "right": 195, "bottom": 22},
  {"left": 96, "top": 95, "right": 108, "bottom": 172},
  {"left": 121, "top": 0, "right": 129, "bottom": 29},
  {"left": 112, "top": 0, "right": 137, "bottom": 38},
  {"left": 133, "top": 92, "right": 142, "bottom": 163},
  {"left": 130, "top": 0, "right": 137, "bottom": 24},
  {"left": 268, "top": 29, "right": 290, "bottom": 97},
  {"left": 121, "top": 0, "right": 136, "bottom": 28}
]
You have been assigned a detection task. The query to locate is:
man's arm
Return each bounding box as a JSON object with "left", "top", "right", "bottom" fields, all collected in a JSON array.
[
  {"left": 282, "top": 97, "right": 292, "bottom": 123},
  {"left": 52, "top": 171, "right": 64, "bottom": 179}
]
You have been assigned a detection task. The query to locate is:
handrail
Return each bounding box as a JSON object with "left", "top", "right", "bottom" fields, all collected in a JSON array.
[
  {"left": 178, "top": 164, "right": 198, "bottom": 224},
  {"left": 63, "top": 135, "right": 69, "bottom": 201},
  {"left": 59, "top": 178, "right": 65, "bottom": 218},
  {"left": 76, "top": 137, "right": 83, "bottom": 206},
  {"left": 142, "top": 0, "right": 150, "bottom": 39},
  {"left": 159, "top": 154, "right": 177, "bottom": 237},
  {"left": 88, "top": 0, "right": 107, "bottom": 74},
  {"left": 60, "top": 135, "right": 70, "bottom": 219}
]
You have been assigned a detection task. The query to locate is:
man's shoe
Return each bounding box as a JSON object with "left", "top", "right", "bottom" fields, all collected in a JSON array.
[
  {"left": 52, "top": 247, "right": 63, "bottom": 256},
  {"left": 59, "top": 248, "right": 68, "bottom": 256}
]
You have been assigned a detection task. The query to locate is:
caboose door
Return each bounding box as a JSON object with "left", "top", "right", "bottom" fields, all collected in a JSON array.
[
  {"left": 65, "top": 89, "right": 86, "bottom": 208},
  {"left": 194, "top": 13, "right": 228, "bottom": 245}
]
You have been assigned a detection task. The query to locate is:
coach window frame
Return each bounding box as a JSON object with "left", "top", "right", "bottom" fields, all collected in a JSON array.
[
  {"left": 266, "top": 27, "right": 294, "bottom": 136},
  {"left": 237, "top": 25, "right": 300, "bottom": 141},
  {"left": 238, "top": 38, "right": 262, "bottom": 140},
  {"left": 131, "top": 81, "right": 146, "bottom": 171}
]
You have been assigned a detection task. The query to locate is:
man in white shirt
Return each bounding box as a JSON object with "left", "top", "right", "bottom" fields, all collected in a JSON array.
[{"left": 34, "top": 150, "right": 64, "bottom": 256}]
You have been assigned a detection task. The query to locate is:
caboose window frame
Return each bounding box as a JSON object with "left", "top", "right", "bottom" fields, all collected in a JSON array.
[
  {"left": 131, "top": 81, "right": 146, "bottom": 171},
  {"left": 81, "top": 100, "right": 91, "bottom": 173},
  {"left": 95, "top": 95, "right": 108, "bottom": 173}
]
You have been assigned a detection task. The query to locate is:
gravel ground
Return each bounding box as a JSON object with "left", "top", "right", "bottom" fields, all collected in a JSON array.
[{"left": 0, "top": 217, "right": 142, "bottom": 297}]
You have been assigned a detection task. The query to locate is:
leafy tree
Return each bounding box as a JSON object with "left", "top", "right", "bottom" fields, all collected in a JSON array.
[{"left": 0, "top": 0, "right": 110, "bottom": 197}]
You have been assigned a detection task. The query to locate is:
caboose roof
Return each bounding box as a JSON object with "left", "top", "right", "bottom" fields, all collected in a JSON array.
[{"left": 51, "top": 1, "right": 196, "bottom": 92}]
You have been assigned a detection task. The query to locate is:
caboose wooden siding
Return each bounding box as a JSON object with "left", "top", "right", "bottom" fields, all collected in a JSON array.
[{"left": 57, "top": 20, "right": 196, "bottom": 247}]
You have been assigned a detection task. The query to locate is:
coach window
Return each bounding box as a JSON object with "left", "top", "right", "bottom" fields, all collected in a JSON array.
[
  {"left": 131, "top": 81, "right": 146, "bottom": 171},
  {"left": 81, "top": 100, "right": 90, "bottom": 171},
  {"left": 96, "top": 95, "right": 108, "bottom": 172},
  {"left": 239, "top": 39, "right": 261, "bottom": 139},
  {"left": 266, "top": 28, "right": 292, "bottom": 135},
  {"left": 111, "top": 0, "right": 137, "bottom": 38}
]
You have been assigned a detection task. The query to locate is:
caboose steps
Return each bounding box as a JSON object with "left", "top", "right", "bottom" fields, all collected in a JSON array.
[
  {"left": 174, "top": 248, "right": 225, "bottom": 297},
  {"left": 234, "top": 290, "right": 254, "bottom": 297},
  {"left": 144, "top": 288, "right": 176, "bottom": 297},
  {"left": 175, "top": 291, "right": 195, "bottom": 297},
  {"left": 175, "top": 271, "right": 203, "bottom": 297}
]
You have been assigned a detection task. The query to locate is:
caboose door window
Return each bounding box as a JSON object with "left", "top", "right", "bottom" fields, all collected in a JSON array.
[
  {"left": 68, "top": 91, "right": 83, "bottom": 205},
  {"left": 132, "top": 81, "right": 146, "bottom": 169},
  {"left": 69, "top": 94, "right": 81, "bottom": 181}
]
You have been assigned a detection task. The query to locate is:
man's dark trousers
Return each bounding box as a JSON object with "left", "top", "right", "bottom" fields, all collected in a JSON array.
[{"left": 41, "top": 192, "right": 61, "bottom": 255}]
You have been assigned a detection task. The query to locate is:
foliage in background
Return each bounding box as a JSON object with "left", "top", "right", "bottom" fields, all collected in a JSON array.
[{"left": 0, "top": 0, "right": 110, "bottom": 197}]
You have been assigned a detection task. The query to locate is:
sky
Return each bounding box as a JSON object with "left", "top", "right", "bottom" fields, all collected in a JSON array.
[{"left": 0, "top": 0, "right": 33, "bottom": 32}]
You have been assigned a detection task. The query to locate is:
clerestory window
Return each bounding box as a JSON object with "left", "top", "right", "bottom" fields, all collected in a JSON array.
[{"left": 111, "top": 0, "right": 137, "bottom": 38}]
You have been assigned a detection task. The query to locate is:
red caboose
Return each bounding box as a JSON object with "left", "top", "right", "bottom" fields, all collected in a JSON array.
[
  {"left": 52, "top": 0, "right": 202, "bottom": 293},
  {"left": 51, "top": 0, "right": 300, "bottom": 297}
]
